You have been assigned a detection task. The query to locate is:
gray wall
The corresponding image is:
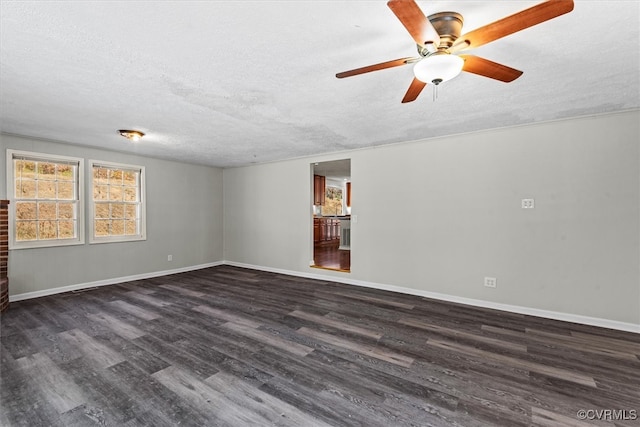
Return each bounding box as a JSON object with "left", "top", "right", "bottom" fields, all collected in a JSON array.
[
  {"left": 224, "top": 111, "right": 640, "bottom": 325},
  {"left": 1, "top": 134, "right": 224, "bottom": 296}
]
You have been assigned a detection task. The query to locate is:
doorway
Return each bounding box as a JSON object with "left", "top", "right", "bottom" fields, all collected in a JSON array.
[{"left": 312, "top": 159, "right": 351, "bottom": 272}]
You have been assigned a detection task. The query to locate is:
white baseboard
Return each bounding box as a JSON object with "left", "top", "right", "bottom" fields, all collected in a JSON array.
[
  {"left": 9, "top": 261, "right": 224, "bottom": 302},
  {"left": 9, "top": 259, "right": 639, "bottom": 334},
  {"left": 225, "top": 261, "right": 640, "bottom": 334}
]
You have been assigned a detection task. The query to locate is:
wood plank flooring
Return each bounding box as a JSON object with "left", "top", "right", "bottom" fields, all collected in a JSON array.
[
  {"left": 1, "top": 265, "right": 639, "bottom": 426},
  {"left": 314, "top": 244, "right": 351, "bottom": 271}
]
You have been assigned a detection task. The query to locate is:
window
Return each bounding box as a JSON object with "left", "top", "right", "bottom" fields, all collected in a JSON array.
[
  {"left": 89, "top": 160, "right": 146, "bottom": 243},
  {"left": 7, "top": 150, "right": 84, "bottom": 249},
  {"left": 324, "top": 186, "right": 343, "bottom": 216}
]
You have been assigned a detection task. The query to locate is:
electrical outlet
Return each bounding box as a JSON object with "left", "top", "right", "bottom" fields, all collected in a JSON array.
[
  {"left": 521, "top": 198, "right": 535, "bottom": 209},
  {"left": 484, "top": 277, "right": 497, "bottom": 288},
  {"left": 168, "top": 255, "right": 173, "bottom": 261}
]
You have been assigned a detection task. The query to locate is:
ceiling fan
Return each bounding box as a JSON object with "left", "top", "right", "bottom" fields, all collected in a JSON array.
[{"left": 336, "top": 0, "right": 574, "bottom": 103}]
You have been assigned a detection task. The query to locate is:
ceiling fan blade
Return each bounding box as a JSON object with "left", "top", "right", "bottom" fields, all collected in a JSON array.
[
  {"left": 460, "top": 55, "right": 523, "bottom": 82},
  {"left": 401, "top": 77, "right": 427, "bottom": 103},
  {"left": 451, "top": 0, "right": 574, "bottom": 52},
  {"left": 387, "top": 0, "right": 441, "bottom": 48},
  {"left": 336, "top": 57, "right": 416, "bottom": 78}
]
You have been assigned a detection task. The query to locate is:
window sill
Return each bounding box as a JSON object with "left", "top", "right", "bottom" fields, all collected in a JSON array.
[
  {"left": 89, "top": 236, "right": 147, "bottom": 245},
  {"left": 9, "top": 239, "right": 85, "bottom": 250}
]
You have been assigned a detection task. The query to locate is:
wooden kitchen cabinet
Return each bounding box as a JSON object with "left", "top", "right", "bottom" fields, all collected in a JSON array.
[
  {"left": 313, "top": 218, "right": 321, "bottom": 243},
  {"left": 324, "top": 219, "right": 332, "bottom": 242},
  {"left": 313, "top": 175, "right": 325, "bottom": 206},
  {"left": 314, "top": 217, "right": 340, "bottom": 245}
]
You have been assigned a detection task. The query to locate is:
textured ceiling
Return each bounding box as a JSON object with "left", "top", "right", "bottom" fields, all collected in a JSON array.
[{"left": 1, "top": 1, "right": 638, "bottom": 168}]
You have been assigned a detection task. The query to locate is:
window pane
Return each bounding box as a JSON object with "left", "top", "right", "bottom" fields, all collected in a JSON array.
[
  {"left": 16, "top": 180, "right": 36, "bottom": 198},
  {"left": 15, "top": 160, "right": 36, "bottom": 179},
  {"left": 56, "top": 164, "right": 75, "bottom": 181},
  {"left": 15, "top": 202, "right": 37, "bottom": 220},
  {"left": 124, "top": 187, "right": 137, "bottom": 202},
  {"left": 58, "top": 203, "right": 75, "bottom": 219},
  {"left": 111, "top": 203, "right": 124, "bottom": 219},
  {"left": 109, "top": 169, "right": 123, "bottom": 184},
  {"left": 37, "top": 162, "right": 56, "bottom": 179},
  {"left": 95, "top": 220, "right": 110, "bottom": 236},
  {"left": 94, "top": 167, "right": 109, "bottom": 184},
  {"left": 125, "top": 220, "right": 137, "bottom": 235},
  {"left": 111, "top": 220, "right": 125, "bottom": 235},
  {"left": 125, "top": 205, "right": 137, "bottom": 219},
  {"left": 123, "top": 171, "right": 137, "bottom": 186},
  {"left": 58, "top": 182, "right": 74, "bottom": 199},
  {"left": 59, "top": 221, "right": 75, "bottom": 239},
  {"left": 38, "top": 202, "right": 57, "bottom": 220},
  {"left": 109, "top": 186, "right": 123, "bottom": 201},
  {"left": 37, "top": 181, "right": 56, "bottom": 198},
  {"left": 94, "top": 185, "right": 109, "bottom": 201},
  {"left": 16, "top": 221, "right": 37, "bottom": 241},
  {"left": 38, "top": 220, "right": 58, "bottom": 239},
  {"left": 95, "top": 203, "right": 109, "bottom": 219}
]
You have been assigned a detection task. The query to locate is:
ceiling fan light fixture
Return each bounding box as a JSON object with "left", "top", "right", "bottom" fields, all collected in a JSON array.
[
  {"left": 413, "top": 53, "right": 464, "bottom": 84},
  {"left": 118, "top": 129, "right": 145, "bottom": 142}
]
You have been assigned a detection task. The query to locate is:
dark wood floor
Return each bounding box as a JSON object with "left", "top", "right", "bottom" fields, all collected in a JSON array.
[
  {"left": 1, "top": 266, "right": 639, "bottom": 426},
  {"left": 314, "top": 243, "right": 350, "bottom": 271}
]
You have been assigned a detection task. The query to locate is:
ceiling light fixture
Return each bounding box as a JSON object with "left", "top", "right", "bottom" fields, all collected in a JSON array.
[
  {"left": 118, "top": 129, "right": 145, "bottom": 142},
  {"left": 413, "top": 53, "right": 464, "bottom": 85}
]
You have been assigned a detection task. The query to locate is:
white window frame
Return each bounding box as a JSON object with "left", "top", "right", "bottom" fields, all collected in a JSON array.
[
  {"left": 89, "top": 159, "right": 146, "bottom": 244},
  {"left": 6, "top": 149, "right": 85, "bottom": 249}
]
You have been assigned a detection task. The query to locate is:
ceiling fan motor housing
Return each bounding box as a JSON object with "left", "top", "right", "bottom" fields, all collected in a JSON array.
[{"left": 426, "top": 12, "right": 463, "bottom": 51}]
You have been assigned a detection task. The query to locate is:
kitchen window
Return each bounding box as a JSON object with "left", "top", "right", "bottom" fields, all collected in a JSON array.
[
  {"left": 6, "top": 149, "right": 84, "bottom": 249},
  {"left": 89, "top": 160, "right": 146, "bottom": 243},
  {"left": 324, "top": 186, "right": 343, "bottom": 216}
]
